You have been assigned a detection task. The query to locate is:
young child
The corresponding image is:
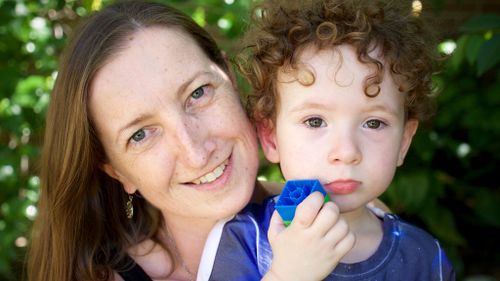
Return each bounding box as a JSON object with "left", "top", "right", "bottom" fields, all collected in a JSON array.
[{"left": 201, "top": 0, "right": 455, "bottom": 280}]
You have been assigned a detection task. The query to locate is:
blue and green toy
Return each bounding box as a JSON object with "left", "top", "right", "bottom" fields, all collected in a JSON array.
[{"left": 275, "top": 179, "right": 331, "bottom": 226}]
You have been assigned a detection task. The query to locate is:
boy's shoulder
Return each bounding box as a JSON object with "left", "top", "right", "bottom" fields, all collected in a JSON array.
[
  {"left": 328, "top": 213, "right": 455, "bottom": 281},
  {"left": 388, "top": 213, "right": 442, "bottom": 252}
]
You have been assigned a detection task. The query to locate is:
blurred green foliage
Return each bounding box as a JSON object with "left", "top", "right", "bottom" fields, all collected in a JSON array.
[
  {"left": 385, "top": 13, "right": 500, "bottom": 278},
  {"left": 0, "top": 0, "right": 498, "bottom": 280}
]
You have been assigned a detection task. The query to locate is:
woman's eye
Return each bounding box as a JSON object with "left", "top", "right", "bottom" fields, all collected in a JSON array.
[
  {"left": 130, "top": 129, "right": 146, "bottom": 143},
  {"left": 127, "top": 128, "right": 158, "bottom": 147},
  {"left": 191, "top": 86, "right": 206, "bottom": 99},
  {"left": 364, "top": 119, "right": 386, "bottom": 129},
  {"left": 186, "top": 84, "right": 215, "bottom": 109},
  {"left": 305, "top": 117, "right": 325, "bottom": 128}
]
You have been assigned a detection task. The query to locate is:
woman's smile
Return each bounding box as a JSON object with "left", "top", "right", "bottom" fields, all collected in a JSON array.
[
  {"left": 187, "top": 155, "right": 233, "bottom": 191},
  {"left": 191, "top": 158, "right": 229, "bottom": 185}
]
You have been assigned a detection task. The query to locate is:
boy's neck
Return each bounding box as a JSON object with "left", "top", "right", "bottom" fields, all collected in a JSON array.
[{"left": 340, "top": 206, "right": 384, "bottom": 264}]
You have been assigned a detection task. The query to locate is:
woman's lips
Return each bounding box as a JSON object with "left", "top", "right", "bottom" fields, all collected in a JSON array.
[
  {"left": 324, "top": 180, "right": 360, "bottom": 195},
  {"left": 188, "top": 155, "right": 233, "bottom": 191},
  {"left": 192, "top": 159, "right": 229, "bottom": 184}
]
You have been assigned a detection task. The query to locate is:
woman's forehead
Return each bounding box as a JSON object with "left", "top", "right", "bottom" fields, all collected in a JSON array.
[
  {"left": 87, "top": 27, "right": 224, "bottom": 124},
  {"left": 91, "top": 27, "right": 213, "bottom": 93}
]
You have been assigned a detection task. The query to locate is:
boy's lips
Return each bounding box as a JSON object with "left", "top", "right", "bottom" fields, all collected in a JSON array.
[{"left": 324, "top": 179, "right": 360, "bottom": 195}]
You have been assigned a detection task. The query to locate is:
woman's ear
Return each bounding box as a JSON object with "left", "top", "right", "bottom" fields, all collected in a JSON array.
[
  {"left": 397, "top": 119, "right": 419, "bottom": 166},
  {"left": 102, "top": 163, "right": 138, "bottom": 194},
  {"left": 102, "top": 163, "right": 120, "bottom": 180},
  {"left": 256, "top": 120, "right": 280, "bottom": 163}
]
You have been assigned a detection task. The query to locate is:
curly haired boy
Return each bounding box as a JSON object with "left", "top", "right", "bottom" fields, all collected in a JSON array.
[{"left": 204, "top": 0, "right": 455, "bottom": 280}]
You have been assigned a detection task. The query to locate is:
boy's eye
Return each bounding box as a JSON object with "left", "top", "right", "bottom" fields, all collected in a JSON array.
[
  {"left": 191, "top": 86, "right": 205, "bottom": 99},
  {"left": 305, "top": 117, "right": 325, "bottom": 128},
  {"left": 364, "top": 119, "right": 385, "bottom": 129},
  {"left": 130, "top": 129, "right": 146, "bottom": 143}
]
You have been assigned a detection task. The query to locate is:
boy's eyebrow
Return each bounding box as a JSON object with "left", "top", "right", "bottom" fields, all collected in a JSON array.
[
  {"left": 290, "top": 101, "right": 330, "bottom": 113},
  {"left": 363, "top": 104, "right": 401, "bottom": 118},
  {"left": 290, "top": 102, "right": 401, "bottom": 117}
]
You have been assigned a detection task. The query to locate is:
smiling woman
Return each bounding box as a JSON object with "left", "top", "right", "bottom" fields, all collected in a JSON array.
[
  {"left": 26, "top": 2, "right": 260, "bottom": 280},
  {"left": 90, "top": 26, "right": 259, "bottom": 221}
]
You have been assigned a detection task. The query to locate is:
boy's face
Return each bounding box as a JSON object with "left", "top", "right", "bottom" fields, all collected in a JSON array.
[{"left": 258, "top": 45, "right": 418, "bottom": 214}]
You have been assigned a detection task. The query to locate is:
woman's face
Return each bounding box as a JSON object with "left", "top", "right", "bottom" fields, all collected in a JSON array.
[{"left": 89, "top": 27, "right": 259, "bottom": 222}]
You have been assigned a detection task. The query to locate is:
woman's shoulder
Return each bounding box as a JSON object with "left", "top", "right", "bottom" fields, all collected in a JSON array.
[
  {"left": 112, "top": 238, "right": 173, "bottom": 281},
  {"left": 112, "top": 272, "right": 125, "bottom": 281}
]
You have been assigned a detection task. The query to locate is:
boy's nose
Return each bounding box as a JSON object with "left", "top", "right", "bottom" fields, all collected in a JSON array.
[{"left": 327, "top": 130, "right": 361, "bottom": 165}]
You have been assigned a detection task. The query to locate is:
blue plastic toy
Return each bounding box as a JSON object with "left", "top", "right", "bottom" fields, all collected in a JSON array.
[{"left": 275, "top": 179, "right": 330, "bottom": 226}]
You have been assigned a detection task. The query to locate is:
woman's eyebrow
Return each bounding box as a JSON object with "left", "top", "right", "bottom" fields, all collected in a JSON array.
[
  {"left": 176, "top": 70, "right": 215, "bottom": 97},
  {"left": 114, "top": 70, "right": 220, "bottom": 144},
  {"left": 115, "top": 113, "right": 153, "bottom": 144}
]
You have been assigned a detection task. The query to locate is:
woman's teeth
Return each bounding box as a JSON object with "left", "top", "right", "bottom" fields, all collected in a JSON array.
[{"left": 192, "top": 159, "right": 228, "bottom": 185}]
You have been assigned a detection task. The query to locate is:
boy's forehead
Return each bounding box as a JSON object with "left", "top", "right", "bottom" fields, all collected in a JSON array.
[
  {"left": 277, "top": 44, "right": 406, "bottom": 95},
  {"left": 278, "top": 45, "right": 373, "bottom": 86},
  {"left": 275, "top": 45, "right": 406, "bottom": 114}
]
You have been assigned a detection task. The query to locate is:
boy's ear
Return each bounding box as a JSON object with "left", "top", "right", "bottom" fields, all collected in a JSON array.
[
  {"left": 256, "top": 120, "right": 280, "bottom": 163},
  {"left": 102, "top": 163, "right": 138, "bottom": 194},
  {"left": 397, "top": 119, "right": 419, "bottom": 166}
]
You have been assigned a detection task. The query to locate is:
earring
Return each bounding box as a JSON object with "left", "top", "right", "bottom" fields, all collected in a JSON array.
[{"left": 126, "top": 194, "right": 134, "bottom": 219}]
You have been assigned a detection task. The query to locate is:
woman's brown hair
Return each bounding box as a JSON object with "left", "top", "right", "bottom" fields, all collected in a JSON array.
[
  {"left": 238, "top": 0, "right": 439, "bottom": 124},
  {"left": 27, "top": 1, "right": 228, "bottom": 280}
]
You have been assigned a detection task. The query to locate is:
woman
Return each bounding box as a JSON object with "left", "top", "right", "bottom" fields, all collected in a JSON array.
[{"left": 27, "top": 2, "right": 261, "bottom": 280}]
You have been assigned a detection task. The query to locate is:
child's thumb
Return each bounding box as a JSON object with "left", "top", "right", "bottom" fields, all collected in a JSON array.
[{"left": 267, "top": 210, "right": 286, "bottom": 243}]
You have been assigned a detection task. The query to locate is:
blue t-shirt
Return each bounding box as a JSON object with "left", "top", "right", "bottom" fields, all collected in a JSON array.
[{"left": 203, "top": 196, "right": 455, "bottom": 281}]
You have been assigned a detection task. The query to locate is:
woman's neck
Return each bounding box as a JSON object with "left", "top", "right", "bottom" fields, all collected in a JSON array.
[
  {"left": 162, "top": 212, "right": 219, "bottom": 278},
  {"left": 340, "top": 206, "right": 384, "bottom": 263}
]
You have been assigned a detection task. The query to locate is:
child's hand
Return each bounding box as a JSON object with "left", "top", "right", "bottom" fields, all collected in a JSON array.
[{"left": 263, "top": 192, "right": 355, "bottom": 281}]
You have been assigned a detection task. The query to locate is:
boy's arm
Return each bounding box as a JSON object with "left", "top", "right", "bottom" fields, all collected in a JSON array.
[{"left": 262, "top": 192, "right": 355, "bottom": 281}]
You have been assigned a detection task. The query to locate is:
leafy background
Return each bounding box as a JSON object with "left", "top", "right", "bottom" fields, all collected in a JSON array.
[{"left": 0, "top": 0, "right": 498, "bottom": 280}]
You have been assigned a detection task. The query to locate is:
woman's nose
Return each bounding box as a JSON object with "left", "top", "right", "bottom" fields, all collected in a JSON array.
[
  {"left": 327, "top": 129, "right": 361, "bottom": 165},
  {"left": 173, "top": 121, "right": 216, "bottom": 168}
]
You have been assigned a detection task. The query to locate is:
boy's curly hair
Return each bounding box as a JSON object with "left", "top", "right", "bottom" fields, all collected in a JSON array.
[{"left": 238, "top": 0, "right": 439, "bottom": 124}]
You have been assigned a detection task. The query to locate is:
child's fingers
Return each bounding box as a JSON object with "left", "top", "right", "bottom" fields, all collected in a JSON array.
[
  {"left": 267, "top": 210, "right": 286, "bottom": 243},
  {"left": 291, "top": 191, "right": 325, "bottom": 229},
  {"left": 309, "top": 201, "right": 340, "bottom": 236},
  {"left": 331, "top": 231, "right": 356, "bottom": 261},
  {"left": 324, "top": 217, "right": 350, "bottom": 246}
]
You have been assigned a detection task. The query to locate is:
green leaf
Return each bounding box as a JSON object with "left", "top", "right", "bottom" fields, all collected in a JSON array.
[
  {"left": 386, "top": 171, "right": 431, "bottom": 213},
  {"left": 477, "top": 34, "right": 500, "bottom": 76},
  {"left": 447, "top": 36, "right": 467, "bottom": 72},
  {"left": 464, "top": 34, "right": 483, "bottom": 65},
  {"left": 421, "top": 203, "right": 465, "bottom": 246},
  {"left": 472, "top": 189, "right": 500, "bottom": 228},
  {"left": 461, "top": 14, "right": 500, "bottom": 33},
  {"left": 13, "top": 75, "right": 45, "bottom": 107}
]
